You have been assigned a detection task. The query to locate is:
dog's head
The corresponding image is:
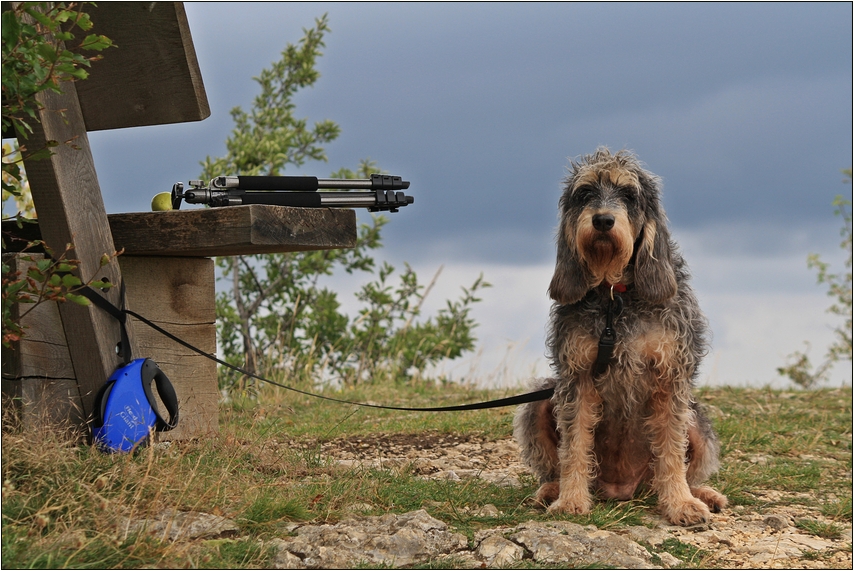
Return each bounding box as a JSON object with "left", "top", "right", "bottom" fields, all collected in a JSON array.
[{"left": 548, "top": 147, "right": 677, "bottom": 305}]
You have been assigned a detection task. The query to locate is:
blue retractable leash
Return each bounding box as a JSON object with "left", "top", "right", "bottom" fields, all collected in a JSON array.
[
  {"left": 81, "top": 285, "right": 179, "bottom": 453},
  {"left": 92, "top": 358, "right": 179, "bottom": 452}
]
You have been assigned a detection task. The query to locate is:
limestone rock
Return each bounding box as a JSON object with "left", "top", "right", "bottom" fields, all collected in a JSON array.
[
  {"left": 624, "top": 525, "right": 670, "bottom": 547},
  {"left": 475, "top": 534, "right": 525, "bottom": 567},
  {"left": 586, "top": 531, "right": 656, "bottom": 568},
  {"left": 272, "top": 510, "right": 467, "bottom": 569},
  {"left": 121, "top": 509, "right": 238, "bottom": 541},
  {"left": 657, "top": 551, "right": 683, "bottom": 568},
  {"left": 509, "top": 520, "right": 656, "bottom": 568},
  {"left": 764, "top": 513, "right": 791, "bottom": 531}
]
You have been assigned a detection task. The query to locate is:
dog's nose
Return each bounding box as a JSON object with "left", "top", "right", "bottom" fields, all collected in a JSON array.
[{"left": 592, "top": 213, "right": 615, "bottom": 232}]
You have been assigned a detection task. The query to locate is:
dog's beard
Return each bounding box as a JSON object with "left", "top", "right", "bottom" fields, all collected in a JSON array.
[{"left": 579, "top": 233, "right": 633, "bottom": 286}]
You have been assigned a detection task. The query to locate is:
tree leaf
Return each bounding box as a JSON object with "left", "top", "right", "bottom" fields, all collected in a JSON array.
[
  {"left": 27, "top": 268, "right": 45, "bottom": 282},
  {"left": 64, "top": 293, "right": 91, "bottom": 306},
  {"left": 61, "top": 274, "right": 82, "bottom": 288},
  {"left": 2, "top": 11, "right": 21, "bottom": 49},
  {"left": 55, "top": 263, "right": 76, "bottom": 273}
]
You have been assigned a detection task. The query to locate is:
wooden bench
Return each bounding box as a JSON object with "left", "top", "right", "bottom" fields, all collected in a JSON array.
[{"left": 1, "top": 3, "right": 356, "bottom": 439}]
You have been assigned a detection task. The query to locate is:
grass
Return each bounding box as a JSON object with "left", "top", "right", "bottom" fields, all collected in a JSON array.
[
  {"left": 701, "top": 386, "right": 853, "bottom": 507},
  {"left": 795, "top": 518, "right": 845, "bottom": 540},
  {"left": 655, "top": 537, "right": 712, "bottom": 566},
  {"left": 2, "top": 382, "right": 851, "bottom": 568}
]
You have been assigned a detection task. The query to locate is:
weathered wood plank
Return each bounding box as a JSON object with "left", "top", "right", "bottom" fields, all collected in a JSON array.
[
  {"left": 75, "top": 2, "right": 210, "bottom": 131},
  {"left": 109, "top": 205, "right": 357, "bottom": 257},
  {"left": 131, "top": 323, "right": 219, "bottom": 440},
  {"left": 4, "top": 204, "right": 358, "bottom": 257},
  {"left": 22, "top": 83, "right": 140, "bottom": 421},
  {"left": 1, "top": 253, "right": 83, "bottom": 429},
  {"left": 120, "top": 256, "right": 218, "bottom": 439},
  {"left": 1, "top": 254, "right": 75, "bottom": 380},
  {"left": 119, "top": 256, "right": 216, "bottom": 322}
]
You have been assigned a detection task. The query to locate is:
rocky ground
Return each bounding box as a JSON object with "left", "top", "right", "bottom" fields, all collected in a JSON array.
[{"left": 134, "top": 432, "right": 851, "bottom": 569}]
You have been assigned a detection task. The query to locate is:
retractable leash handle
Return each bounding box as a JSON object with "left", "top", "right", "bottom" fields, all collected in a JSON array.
[
  {"left": 171, "top": 174, "right": 414, "bottom": 213},
  {"left": 91, "top": 358, "right": 179, "bottom": 453}
]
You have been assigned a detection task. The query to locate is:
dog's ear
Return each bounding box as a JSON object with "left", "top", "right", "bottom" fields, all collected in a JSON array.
[
  {"left": 549, "top": 222, "right": 593, "bottom": 305},
  {"left": 634, "top": 219, "right": 677, "bottom": 303}
]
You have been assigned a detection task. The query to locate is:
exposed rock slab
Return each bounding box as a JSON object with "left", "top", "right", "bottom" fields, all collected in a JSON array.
[{"left": 271, "top": 512, "right": 660, "bottom": 569}]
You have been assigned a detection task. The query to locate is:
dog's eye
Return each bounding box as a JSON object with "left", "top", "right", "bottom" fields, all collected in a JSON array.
[
  {"left": 617, "top": 186, "right": 638, "bottom": 204},
  {"left": 572, "top": 185, "right": 595, "bottom": 203}
]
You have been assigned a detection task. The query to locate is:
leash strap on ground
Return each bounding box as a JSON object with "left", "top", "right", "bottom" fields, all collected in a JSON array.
[{"left": 82, "top": 285, "right": 554, "bottom": 412}]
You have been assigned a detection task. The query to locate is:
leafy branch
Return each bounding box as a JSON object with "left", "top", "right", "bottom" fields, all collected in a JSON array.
[
  {"left": 778, "top": 171, "right": 853, "bottom": 388},
  {"left": 2, "top": 2, "right": 112, "bottom": 141},
  {"left": 2, "top": 2, "right": 115, "bottom": 347},
  {"left": 2, "top": 2, "right": 112, "bottom": 216},
  {"left": 2, "top": 240, "right": 117, "bottom": 347}
]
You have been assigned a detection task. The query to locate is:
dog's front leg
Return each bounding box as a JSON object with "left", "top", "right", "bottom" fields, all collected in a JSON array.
[
  {"left": 646, "top": 388, "right": 712, "bottom": 526},
  {"left": 548, "top": 378, "right": 601, "bottom": 515}
]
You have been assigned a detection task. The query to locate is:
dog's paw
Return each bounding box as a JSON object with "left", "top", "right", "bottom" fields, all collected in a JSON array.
[
  {"left": 534, "top": 482, "right": 560, "bottom": 507},
  {"left": 691, "top": 486, "right": 728, "bottom": 514},
  {"left": 662, "top": 497, "right": 711, "bottom": 526},
  {"left": 547, "top": 494, "right": 592, "bottom": 515}
]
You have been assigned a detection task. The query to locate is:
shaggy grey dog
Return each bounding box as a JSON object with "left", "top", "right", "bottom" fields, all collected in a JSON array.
[{"left": 514, "top": 148, "right": 727, "bottom": 526}]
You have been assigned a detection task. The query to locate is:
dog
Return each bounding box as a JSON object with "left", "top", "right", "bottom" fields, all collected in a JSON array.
[{"left": 513, "top": 147, "right": 727, "bottom": 526}]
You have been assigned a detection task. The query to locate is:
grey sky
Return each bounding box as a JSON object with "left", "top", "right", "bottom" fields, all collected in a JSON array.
[
  {"left": 78, "top": 2, "right": 852, "bottom": 387},
  {"left": 89, "top": 3, "right": 851, "bottom": 255}
]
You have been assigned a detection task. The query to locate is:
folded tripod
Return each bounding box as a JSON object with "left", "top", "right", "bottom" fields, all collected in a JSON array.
[{"left": 171, "top": 174, "right": 413, "bottom": 213}]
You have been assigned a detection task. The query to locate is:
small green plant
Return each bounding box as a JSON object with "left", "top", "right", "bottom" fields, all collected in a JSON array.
[
  {"left": 1, "top": 142, "right": 35, "bottom": 217},
  {"left": 197, "top": 539, "right": 274, "bottom": 569},
  {"left": 238, "top": 491, "right": 308, "bottom": 535},
  {"left": 657, "top": 537, "right": 711, "bottom": 566},
  {"left": 2, "top": 241, "right": 115, "bottom": 347},
  {"left": 564, "top": 498, "right": 646, "bottom": 529},
  {"left": 779, "top": 177, "right": 853, "bottom": 388},
  {"left": 800, "top": 550, "right": 823, "bottom": 561},
  {"left": 796, "top": 518, "right": 844, "bottom": 540},
  {"left": 821, "top": 496, "right": 852, "bottom": 522}
]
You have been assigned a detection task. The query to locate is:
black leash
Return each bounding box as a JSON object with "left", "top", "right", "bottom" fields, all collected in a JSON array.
[
  {"left": 592, "top": 285, "right": 624, "bottom": 378},
  {"left": 80, "top": 285, "right": 554, "bottom": 412},
  {"left": 78, "top": 283, "right": 133, "bottom": 364}
]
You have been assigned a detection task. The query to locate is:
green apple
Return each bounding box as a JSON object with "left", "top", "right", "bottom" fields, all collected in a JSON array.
[{"left": 151, "top": 192, "right": 173, "bottom": 211}]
